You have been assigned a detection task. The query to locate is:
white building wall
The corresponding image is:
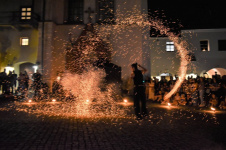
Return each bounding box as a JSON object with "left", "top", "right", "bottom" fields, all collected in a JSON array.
[
  {"left": 181, "top": 29, "right": 226, "bottom": 76},
  {"left": 148, "top": 29, "right": 226, "bottom": 79},
  {"left": 149, "top": 37, "right": 181, "bottom": 77}
]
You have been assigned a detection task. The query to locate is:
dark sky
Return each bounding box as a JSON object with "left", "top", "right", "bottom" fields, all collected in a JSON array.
[{"left": 148, "top": 0, "right": 226, "bottom": 30}]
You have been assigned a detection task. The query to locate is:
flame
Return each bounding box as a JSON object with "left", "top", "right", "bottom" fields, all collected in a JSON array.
[{"left": 211, "top": 107, "right": 216, "bottom": 111}]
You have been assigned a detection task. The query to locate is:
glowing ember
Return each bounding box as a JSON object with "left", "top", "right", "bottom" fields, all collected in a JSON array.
[
  {"left": 211, "top": 107, "right": 216, "bottom": 111},
  {"left": 57, "top": 76, "right": 61, "bottom": 81},
  {"left": 28, "top": 100, "right": 32, "bottom": 103},
  {"left": 52, "top": 99, "right": 56, "bottom": 102},
  {"left": 86, "top": 99, "right": 90, "bottom": 102},
  {"left": 123, "top": 99, "right": 128, "bottom": 103},
  {"left": 168, "top": 103, "right": 171, "bottom": 106}
]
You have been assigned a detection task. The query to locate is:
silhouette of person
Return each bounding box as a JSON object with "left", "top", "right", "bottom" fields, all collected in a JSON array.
[
  {"left": 12, "top": 70, "right": 17, "bottom": 94},
  {"left": 131, "top": 63, "right": 147, "bottom": 120},
  {"left": 32, "top": 70, "right": 42, "bottom": 98},
  {"left": 1, "top": 69, "right": 7, "bottom": 94},
  {"left": 24, "top": 71, "right": 29, "bottom": 91},
  {"left": 7, "top": 71, "right": 14, "bottom": 94}
]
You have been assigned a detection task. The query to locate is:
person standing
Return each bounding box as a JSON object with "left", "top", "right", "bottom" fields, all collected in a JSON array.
[
  {"left": 148, "top": 79, "right": 155, "bottom": 100},
  {"left": 7, "top": 71, "right": 14, "bottom": 94},
  {"left": 24, "top": 71, "right": 29, "bottom": 91},
  {"left": 32, "top": 70, "right": 42, "bottom": 98},
  {"left": 17, "top": 72, "right": 24, "bottom": 94},
  {"left": 198, "top": 77, "right": 205, "bottom": 107},
  {"left": 12, "top": 70, "right": 17, "bottom": 94},
  {"left": 1, "top": 69, "right": 7, "bottom": 94},
  {"left": 131, "top": 63, "right": 147, "bottom": 120},
  {"left": 191, "top": 79, "right": 198, "bottom": 106}
]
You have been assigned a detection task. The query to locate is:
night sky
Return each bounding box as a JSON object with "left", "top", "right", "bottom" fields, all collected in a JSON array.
[{"left": 148, "top": 0, "right": 226, "bottom": 30}]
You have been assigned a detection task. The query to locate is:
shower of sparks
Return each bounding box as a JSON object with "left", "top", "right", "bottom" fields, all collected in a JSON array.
[{"left": 1, "top": 7, "right": 191, "bottom": 119}]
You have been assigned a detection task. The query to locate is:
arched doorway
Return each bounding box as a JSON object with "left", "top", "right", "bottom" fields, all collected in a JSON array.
[
  {"left": 19, "top": 62, "right": 35, "bottom": 78},
  {"left": 206, "top": 68, "right": 226, "bottom": 78}
]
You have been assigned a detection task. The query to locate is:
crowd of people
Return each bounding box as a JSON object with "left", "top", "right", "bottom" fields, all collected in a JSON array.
[
  {"left": 145, "top": 73, "right": 226, "bottom": 109},
  {"left": 0, "top": 69, "right": 45, "bottom": 99},
  {"left": 1, "top": 68, "right": 226, "bottom": 110}
]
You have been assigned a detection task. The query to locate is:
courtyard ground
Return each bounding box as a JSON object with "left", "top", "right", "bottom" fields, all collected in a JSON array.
[{"left": 0, "top": 96, "right": 226, "bottom": 150}]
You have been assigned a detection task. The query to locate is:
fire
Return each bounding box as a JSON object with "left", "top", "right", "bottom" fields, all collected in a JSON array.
[
  {"left": 2, "top": 7, "right": 190, "bottom": 118},
  {"left": 211, "top": 107, "right": 216, "bottom": 111}
]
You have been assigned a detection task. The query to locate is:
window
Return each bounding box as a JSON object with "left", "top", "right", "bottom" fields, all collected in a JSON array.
[
  {"left": 200, "top": 40, "right": 209, "bottom": 51},
  {"left": 68, "top": 0, "right": 84, "bottom": 23},
  {"left": 218, "top": 40, "right": 226, "bottom": 51},
  {"left": 20, "top": 37, "right": 29, "bottom": 46},
  {"left": 21, "top": 7, "right": 32, "bottom": 20},
  {"left": 166, "top": 42, "right": 174, "bottom": 52},
  {"left": 97, "top": 0, "right": 114, "bottom": 23}
]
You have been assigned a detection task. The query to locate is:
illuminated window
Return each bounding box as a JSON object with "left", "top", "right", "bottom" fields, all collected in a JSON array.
[
  {"left": 20, "top": 37, "right": 29, "bottom": 46},
  {"left": 166, "top": 42, "right": 174, "bottom": 52},
  {"left": 21, "top": 7, "right": 32, "bottom": 20},
  {"left": 200, "top": 40, "right": 209, "bottom": 51}
]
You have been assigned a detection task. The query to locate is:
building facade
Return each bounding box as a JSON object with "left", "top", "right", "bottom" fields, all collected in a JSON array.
[
  {"left": 0, "top": 0, "right": 225, "bottom": 90},
  {"left": 149, "top": 29, "right": 226, "bottom": 79},
  {"left": 0, "top": 0, "right": 149, "bottom": 88}
]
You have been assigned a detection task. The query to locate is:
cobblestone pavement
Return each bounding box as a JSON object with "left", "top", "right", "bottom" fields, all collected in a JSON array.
[{"left": 0, "top": 98, "right": 226, "bottom": 150}]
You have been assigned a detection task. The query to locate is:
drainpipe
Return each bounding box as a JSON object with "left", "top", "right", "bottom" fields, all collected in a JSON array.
[{"left": 41, "top": 0, "right": 46, "bottom": 73}]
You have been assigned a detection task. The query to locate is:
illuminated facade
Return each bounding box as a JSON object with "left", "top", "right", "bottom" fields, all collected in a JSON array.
[
  {"left": 0, "top": 0, "right": 225, "bottom": 90},
  {"left": 0, "top": 0, "right": 148, "bottom": 88},
  {"left": 149, "top": 29, "right": 226, "bottom": 78}
]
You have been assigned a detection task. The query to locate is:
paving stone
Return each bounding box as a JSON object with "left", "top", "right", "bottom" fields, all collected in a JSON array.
[{"left": 0, "top": 101, "right": 226, "bottom": 150}]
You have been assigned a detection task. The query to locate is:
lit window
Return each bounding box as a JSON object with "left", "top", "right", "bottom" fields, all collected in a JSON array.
[
  {"left": 21, "top": 7, "right": 32, "bottom": 20},
  {"left": 166, "top": 42, "right": 174, "bottom": 52},
  {"left": 20, "top": 37, "right": 29, "bottom": 46},
  {"left": 200, "top": 40, "right": 209, "bottom": 51}
]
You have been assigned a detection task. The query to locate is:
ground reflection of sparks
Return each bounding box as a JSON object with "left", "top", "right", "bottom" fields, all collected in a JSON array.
[{"left": 13, "top": 101, "right": 128, "bottom": 119}]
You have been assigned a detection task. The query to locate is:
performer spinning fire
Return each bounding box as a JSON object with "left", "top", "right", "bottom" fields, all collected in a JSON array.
[{"left": 131, "top": 63, "right": 147, "bottom": 120}]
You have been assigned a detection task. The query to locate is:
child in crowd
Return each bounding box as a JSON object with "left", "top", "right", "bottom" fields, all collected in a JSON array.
[
  {"left": 179, "top": 94, "right": 187, "bottom": 105},
  {"left": 209, "top": 93, "right": 218, "bottom": 107},
  {"left": 172, "top": 92, "right": 180, "bottom": 105},
  {"left": 219, "top": 97, "right": 226, "bottom": 110},
  {"left": 186, "top": 93, "right": 192, "bottom": 105},
  {"left": 155, "top": 90, "right": 163, "bottom": 103}
]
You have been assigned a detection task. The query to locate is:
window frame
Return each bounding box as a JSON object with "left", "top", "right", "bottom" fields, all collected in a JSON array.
[
  {"left": 67, "top": 0, "right": 84, "bottom": 24},
  {"left": 20, "top": 37, "right": 29, "bottom": 46},
  {"left": 218, "top": 40, "right": 226, "bottom": 51},
  {"left": 200, "top": 40, "right": 209, "bottom": 51},
  {"left": 166, "top": 41, "right": 175, "bottom": 52},
  {"left": 20, "top": 7, "right": 32, "bottom": 20},
  {"left": 97, "top": 0, "right": 115, "bottom": 24}
]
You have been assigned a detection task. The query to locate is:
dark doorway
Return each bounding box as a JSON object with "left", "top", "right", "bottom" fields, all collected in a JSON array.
[{"left": 19, "top": 62, "right": 35, "bottom": 78}]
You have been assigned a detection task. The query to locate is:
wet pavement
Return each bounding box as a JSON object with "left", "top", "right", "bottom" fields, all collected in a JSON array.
[{"left": 0, "top": 97, "right": 226, "bottom": 150}]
